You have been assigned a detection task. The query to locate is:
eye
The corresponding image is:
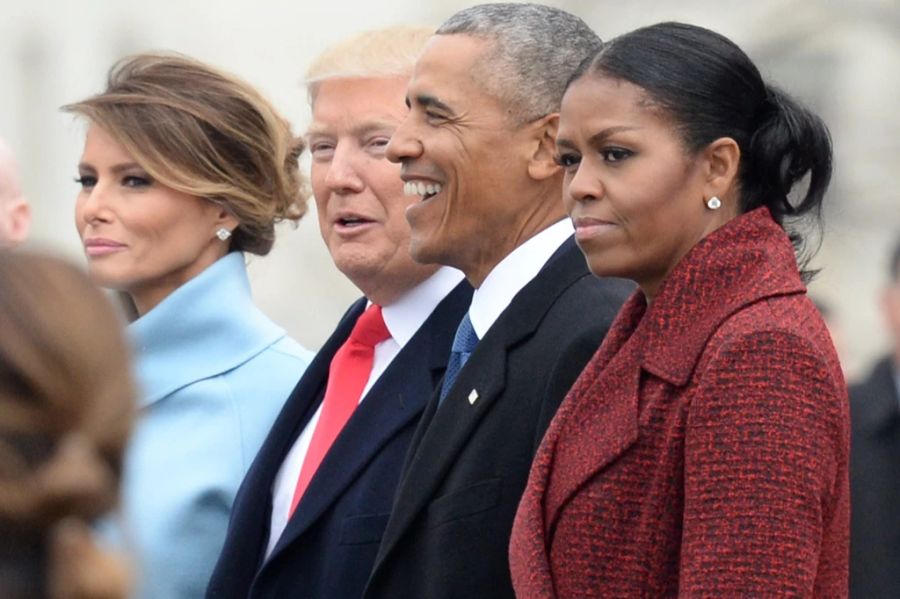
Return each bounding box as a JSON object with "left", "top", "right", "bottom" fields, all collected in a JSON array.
[
  {"left": 75, "top": 175, "right": 97, "bottom": 189},
  {"left": 600, "top": 147, "right": 633, "bottom": 163},
  {"left": 424, "top": 109, "right": 447, "bottom": 124},
  {"left": 553, "top": 152, "right": 581, "bottom": 170},
  {"left": 366, "top": 136, "right": 391, "bottom": 156},
  {"left": 310, "top": 142, "right": 335, "bottom": 161},
  {"left": 122, "top": 175, "right": 152, "bottom": 188}
]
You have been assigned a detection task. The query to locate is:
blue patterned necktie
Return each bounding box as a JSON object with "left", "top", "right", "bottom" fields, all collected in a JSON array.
[{"left": 439, "top": 313, "right": 479, "bottom": 404}]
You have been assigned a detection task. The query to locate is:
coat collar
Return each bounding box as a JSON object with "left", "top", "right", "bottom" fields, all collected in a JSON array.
[
  {"left": 541, "top": 207, "right": 808, "bottom": 530},
  {"left": 636, "top": 206, "right": 806, "bottom": 387},
  {"left": 128, "top": 252, "right": 285, "bottom": 406}
]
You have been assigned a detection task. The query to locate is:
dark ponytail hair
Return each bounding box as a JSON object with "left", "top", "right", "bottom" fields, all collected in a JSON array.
[{"left": 571, "top": 22, "right": 832, "bottom": 276}]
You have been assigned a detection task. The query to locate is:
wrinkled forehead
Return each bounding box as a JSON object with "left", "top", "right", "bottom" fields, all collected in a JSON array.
[{"left": 409, "top": 34, "right": 491, "bottom": 92}]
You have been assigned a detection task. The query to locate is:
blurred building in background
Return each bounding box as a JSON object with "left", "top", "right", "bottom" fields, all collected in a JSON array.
[{"left": 0, "top": 0, "right": 896, "bottom": 379}]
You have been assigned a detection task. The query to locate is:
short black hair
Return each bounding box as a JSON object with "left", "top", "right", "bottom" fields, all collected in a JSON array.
[{"left": 437, "top": 3, "right": 601, "bottom": 122}]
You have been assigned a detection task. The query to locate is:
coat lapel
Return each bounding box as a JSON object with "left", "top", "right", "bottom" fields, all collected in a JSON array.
[
  {"left": 265, "top": 283, "right": 471, "bottom": 564},
  {"left": 542, "top": 294, "right": 644, "bottom": 528},
  {"left": 268, "top": 324, "right": 441, "bottom": 558},
  {"left": 374, "top": 240, "right": 590, "bottom": 568},
  {"left": 228, "top": 299, "right": 364, "bottom": 570},
  {"left": 251, "top": 300, "right": 365, "bottom": 484}
]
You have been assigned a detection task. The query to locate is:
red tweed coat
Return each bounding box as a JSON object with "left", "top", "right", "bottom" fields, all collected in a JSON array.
[{"left": 510, "top": 208, "right": 849, "bottom": 598}]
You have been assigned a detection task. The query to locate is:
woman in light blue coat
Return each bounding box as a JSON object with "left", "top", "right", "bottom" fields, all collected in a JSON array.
[{"left": 65, "top": 53, "right": 313, "bottom": 599}]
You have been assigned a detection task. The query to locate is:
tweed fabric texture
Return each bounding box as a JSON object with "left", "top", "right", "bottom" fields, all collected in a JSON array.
[{"left": 510, "top": 207, "right": 850, "bottom": 598}]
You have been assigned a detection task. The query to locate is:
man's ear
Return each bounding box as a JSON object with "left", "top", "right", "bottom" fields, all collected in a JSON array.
[
  {"left": 702, "top": 137, "right": 740, "bottom": 201},
  {"left": 5, "top": 198, "right": 30, "bottom": 247},
  {"left": 526, "top": 113, "right": 560, "bottom": 182}
]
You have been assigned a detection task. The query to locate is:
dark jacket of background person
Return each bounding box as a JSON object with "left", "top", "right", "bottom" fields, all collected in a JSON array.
[
  {"left": 364, "top": 240, "right": 631, "bottom": 599},
  {"left": 849, "top": 237, "right": 900, "bottom": 599},
  {"left": 511, "top": 208, "right": 849, "bottom": 597},
  {"left": 0, "top": 252, "right": 135, "bottom": 599},
  {"left": 850, "top": 357, "right": 900, "bottom": 598}
]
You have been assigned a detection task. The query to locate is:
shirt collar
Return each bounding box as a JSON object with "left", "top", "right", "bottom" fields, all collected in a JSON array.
[
  {"left": 377, "top": 266, "right": 465, "bottom": 348},
  {"left": 469, "top": 219, "right": 574, "bottom": 338}
]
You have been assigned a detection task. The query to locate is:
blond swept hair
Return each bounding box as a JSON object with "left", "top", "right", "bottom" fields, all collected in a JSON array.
[
  {"left": 305, "top": 26, "right": 433, "bottom": 102},
  {"left": 63, "top": 53, "right": 308, "bottom": 256}
]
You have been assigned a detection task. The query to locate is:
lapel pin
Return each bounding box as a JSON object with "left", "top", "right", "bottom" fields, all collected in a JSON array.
[{"left": 468, "top": 389, "right": 479, "bottom": 405}]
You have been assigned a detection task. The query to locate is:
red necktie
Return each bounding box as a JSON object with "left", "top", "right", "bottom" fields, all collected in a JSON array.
[{"left": 289, "top": 304, "right": 390, "bottom": 517}]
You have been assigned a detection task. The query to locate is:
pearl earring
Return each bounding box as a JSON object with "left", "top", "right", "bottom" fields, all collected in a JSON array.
[
  {"left": 216, "top": 228, "right": 232, "bottom": 241},
  {"left": 706, "top": 196, "right": 722, "bottom": 210}
]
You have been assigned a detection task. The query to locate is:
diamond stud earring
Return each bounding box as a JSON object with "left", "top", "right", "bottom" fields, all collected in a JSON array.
[
  {"left": 706, "top": 196, "right": 722, "bottom": 210},
  {"left": 216, "top": 228, "right": 232, "bottom": 241}
]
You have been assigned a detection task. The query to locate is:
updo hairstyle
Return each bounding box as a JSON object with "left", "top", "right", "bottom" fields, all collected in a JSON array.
[{"left": 63, "top": 53, "right": 309, "bottom": 256}]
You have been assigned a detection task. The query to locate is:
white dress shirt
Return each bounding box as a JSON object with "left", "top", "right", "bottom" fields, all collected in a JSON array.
[
  {"left": 266, "top": 266, "right": 464, "bottom": 556},
  {"left": 468, "top": 218, "right": 574, "bottom": 338}
]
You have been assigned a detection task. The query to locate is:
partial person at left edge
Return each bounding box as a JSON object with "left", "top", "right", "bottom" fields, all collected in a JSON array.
[
  {"left": 0, "top": 251, "right": 135, "bottom": 599},
  {"left": 0, "top": 138, "right": 31, "bottom": 248},
  {"left": 63, "top": 53, "right": 314, "bottom": 599}
]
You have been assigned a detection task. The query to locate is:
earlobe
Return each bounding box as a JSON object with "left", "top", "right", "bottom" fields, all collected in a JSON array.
[{"left": 527, "top": 113, "right": 561, "bottom": 181}]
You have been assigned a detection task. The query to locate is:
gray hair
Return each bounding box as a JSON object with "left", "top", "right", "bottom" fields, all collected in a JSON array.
[{"left": 437, "top": 3, "right": 601, "bottom": 122}]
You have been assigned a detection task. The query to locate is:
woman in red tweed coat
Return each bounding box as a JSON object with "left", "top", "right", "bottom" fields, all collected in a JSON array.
[{"left": 510, "top": 22, "right": 849, "bottom": 598}]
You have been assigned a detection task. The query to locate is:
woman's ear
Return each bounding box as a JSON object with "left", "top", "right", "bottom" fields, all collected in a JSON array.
[
  {"left": 526, "top": 113, "right": 560, "bottom": 182},
  {"left": 703, "top": 137, "right": 741, "bottom": 199},
  {"left": 211, "top": 202, "right": 239, "bottom": 232}
]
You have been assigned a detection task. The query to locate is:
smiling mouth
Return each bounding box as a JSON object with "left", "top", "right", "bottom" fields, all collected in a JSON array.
[{"left": 403, "top": 180, "right": 443, "bottom": 202}]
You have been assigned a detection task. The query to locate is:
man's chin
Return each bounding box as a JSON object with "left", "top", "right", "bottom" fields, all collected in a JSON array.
[{"left": 408, "top": 237, "right": 446, "bottom": 268}]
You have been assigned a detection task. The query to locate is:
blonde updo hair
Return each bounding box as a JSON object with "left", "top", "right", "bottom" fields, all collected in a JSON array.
[
  {"left": 0, "top": 252, "right": 135, "bottom": 599},
  {"left": 63, "top": 53, "right": 308, "bottom": 256},
  {"left": 305, "top": 25, "right": 434, "bottom": 103}
]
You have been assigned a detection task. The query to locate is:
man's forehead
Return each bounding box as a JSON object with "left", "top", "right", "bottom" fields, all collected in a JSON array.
[
  {"left": 307, "top": 115, "right": 401, "bottom": 138},
  {"left": 308, "top": 77, "right": 408, "bottom": 134},
  {"left": 410, "top": 33, "right": 490, "bottom": 87}
]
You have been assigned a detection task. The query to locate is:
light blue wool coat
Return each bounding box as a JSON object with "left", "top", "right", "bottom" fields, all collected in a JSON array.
[{"left": 123, "top": 253, "right": 312, "bottom": 599}]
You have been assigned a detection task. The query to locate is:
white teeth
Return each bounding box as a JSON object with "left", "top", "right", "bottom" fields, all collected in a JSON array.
[{"left": 404, "top": 180, "right": 443, "bottom": 197}]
